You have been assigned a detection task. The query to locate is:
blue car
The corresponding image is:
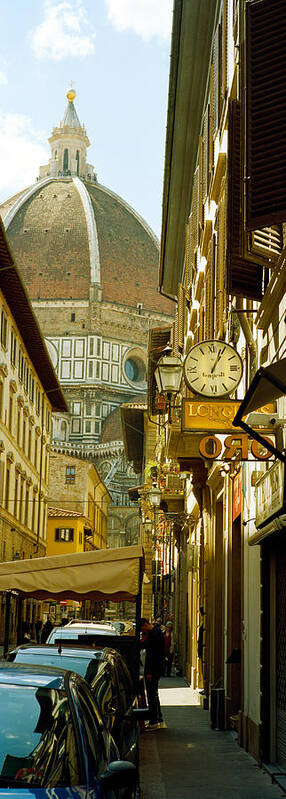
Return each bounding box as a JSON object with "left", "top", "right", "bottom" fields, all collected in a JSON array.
[{"left": 0, "top": 662, "right": 136, "bottom": 798}]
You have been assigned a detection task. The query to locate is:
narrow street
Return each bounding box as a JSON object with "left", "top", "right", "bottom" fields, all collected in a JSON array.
[{"left": 140, "top": 677, "right": 283, "bottom": 799}]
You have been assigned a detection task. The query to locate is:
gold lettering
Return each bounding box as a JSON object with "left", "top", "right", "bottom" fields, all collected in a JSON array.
[
  {"left": 199, "top": 435, "right": 222, "bottom": 459},
  {"left": 251, "top": 437, "right": 272, "bottom": 461},
  {"left": 223, "top": 434, "right": 248, "bottom": 460}
]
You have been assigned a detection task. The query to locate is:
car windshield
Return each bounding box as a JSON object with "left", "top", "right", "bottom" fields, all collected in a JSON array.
[
  {"left": 12, "top": 652, "right": 101, "bottom": 684},
  {"left": 0, "top": 681, "right": 81, "bottom": 788}
]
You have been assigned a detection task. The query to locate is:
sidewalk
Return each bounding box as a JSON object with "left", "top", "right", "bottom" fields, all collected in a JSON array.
[{"left": 139, "top": 677, "right": 283, "bottom": 799}]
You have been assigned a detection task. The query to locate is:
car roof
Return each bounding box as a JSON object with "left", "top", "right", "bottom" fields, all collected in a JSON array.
[
  {"left": 0, "top": 660, "right": 68, "bottom": 687},
  {"left": 50, "top": 625, "right": 118, "bottom": 636},
  {"left": 10, "top": 644, "right": 106, "bottom": 659}
]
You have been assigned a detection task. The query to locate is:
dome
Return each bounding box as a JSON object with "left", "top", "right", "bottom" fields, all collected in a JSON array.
[
  {"left": 1, "top": 177, "right": 172, "bottom": 314},
  {"left": 0, "top": 89, "right": 173, "bottom": 316}
]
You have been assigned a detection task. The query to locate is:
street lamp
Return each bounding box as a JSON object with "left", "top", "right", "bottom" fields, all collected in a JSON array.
[
  {"left": 148, "top": 484, "right": 162, "bottom": 509},
  {"left": 154, "top": 346, "right": 183, "bottom": 422}
]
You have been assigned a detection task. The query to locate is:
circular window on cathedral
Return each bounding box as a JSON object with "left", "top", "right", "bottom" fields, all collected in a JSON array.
[{"left": 123, "top": 348, "right": 146, "bottom": 388}]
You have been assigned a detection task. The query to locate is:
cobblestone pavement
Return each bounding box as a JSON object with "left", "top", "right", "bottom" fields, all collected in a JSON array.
[{"left": 139, "top": 677, "right": 284, "bottom": 799}]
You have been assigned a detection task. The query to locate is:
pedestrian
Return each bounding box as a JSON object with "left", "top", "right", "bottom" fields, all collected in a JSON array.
[
  {"left": 35, "top": 617, "right": 42, "bottom": 644},
  {"left": 198, "top": 605, "right": 206, "bottom": 694},
  {"left": 140, "top": 616, "right": 165, "bottom": 730},
  {"left": 41, "top": 616, "right": 54, "bottom": 643},
  {"left": 22, "top": 620, "right": 31, "bottom": 643},
  {"left": 163, "top": 621, "right": 175, "bottom": 676}
]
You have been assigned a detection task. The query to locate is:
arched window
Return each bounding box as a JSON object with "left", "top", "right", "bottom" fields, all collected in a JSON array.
[
  {"left": 76, "top": 150, "right": 80, "bottom": 176},
  {"left": 63, "top": 148, "right": 68, "bottom": 173}
]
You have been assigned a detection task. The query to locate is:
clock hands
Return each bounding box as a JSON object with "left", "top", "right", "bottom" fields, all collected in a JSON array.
[{"left": 211, "top": 348, "right": 223, "bottom": 374}]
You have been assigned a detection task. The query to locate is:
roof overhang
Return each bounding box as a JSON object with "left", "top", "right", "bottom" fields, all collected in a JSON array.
[
  {"left": 159, "top": 0, "right": 219, "bottom": 299},
  {"left": 0, "top": 545, "right": 144, "bottom": 602},
  {"left": 233, "top": 358, "right": 286, "bottom": 464}
]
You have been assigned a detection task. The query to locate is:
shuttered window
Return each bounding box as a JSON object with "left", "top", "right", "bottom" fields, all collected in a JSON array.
[
  {"left": 245, "top": 0, "right": 286, "bottom": 229},
  {"left": 227, "top": 100, "right": 263, "bottom": 299},
  {"left": 177, "top": 283, "right": 185, "bottom": 352},
  {"left": 213, "top": 23, "right": 222, "bottom": 135},
  {"left": 248, "top": 225, "right": 283, "bottom": 263}
]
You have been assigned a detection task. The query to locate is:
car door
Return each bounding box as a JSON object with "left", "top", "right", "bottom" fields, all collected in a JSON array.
[{"left": 71, "top": 678, "right": 111, "bottom": 797}]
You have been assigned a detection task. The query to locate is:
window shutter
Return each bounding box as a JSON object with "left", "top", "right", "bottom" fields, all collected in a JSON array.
[
  {"left": 209, "top": 66, "right": 214, "bottom": 184},
  {"left": 222, "top": 0, "right": 228, "bottom": 102},
  {"left": 245, "top": 0, "right": 286, "bottom": 229},
  {"left": 184, "top": 223, "right": 191, "bottom": 299},
  {"left": 213, "top": 24, "right": 222, "bottom": 135},
  {"left": 202, "top": 109, "right": 209, "bottom": 202},
  {"left": 177, "top": 283, "right": 185, "bottom": 352},
  {"left": 192, "top": 167, "right": 199, "bottom": 253},
  {"left": 215, "top": 200, "right": 225, "bottom": 339},
  {"left": 248, "top": 224, "right": 283, "bottom": 264},
  {"left": 227, "top": 99, "right": 263, "bottom": 299}
]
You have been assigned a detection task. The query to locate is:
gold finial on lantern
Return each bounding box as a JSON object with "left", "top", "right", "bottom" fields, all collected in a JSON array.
[{"left": 66, "top": 82, "right": 76, "bottom": 102}]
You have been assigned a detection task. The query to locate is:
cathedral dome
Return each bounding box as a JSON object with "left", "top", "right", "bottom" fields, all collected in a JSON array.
[{"left": 0, "top": 90, "right": 173, "bottom": 316}]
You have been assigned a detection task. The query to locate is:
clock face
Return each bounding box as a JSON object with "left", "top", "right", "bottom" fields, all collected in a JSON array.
[{"left": 184, "top": 340, "right": 243, "bottom": 398}]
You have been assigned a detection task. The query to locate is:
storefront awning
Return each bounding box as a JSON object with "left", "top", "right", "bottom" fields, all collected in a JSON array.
[
  {"left": 233, "top": 359, "right": 286, "bottom": 464},
  {"left": 0, "top": 545, "right": 144, "bottom": 602}
]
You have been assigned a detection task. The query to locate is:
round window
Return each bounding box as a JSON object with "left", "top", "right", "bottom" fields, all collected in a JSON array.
[{"left": 124, "top": 352, "right": 146, "bottom": 385}]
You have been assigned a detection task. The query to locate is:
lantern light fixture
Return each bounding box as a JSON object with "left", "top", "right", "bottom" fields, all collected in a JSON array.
[
  {"left": 154, "top": 346, "right": 183, "bottom": 422},
  {"left": 148, "top": 484, "right": 162, "bottom": 509}
]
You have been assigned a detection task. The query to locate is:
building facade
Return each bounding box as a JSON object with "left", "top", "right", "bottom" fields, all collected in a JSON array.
[
  {"left": 0, "top": 218, "right": 66, "bottom": 642},
  {"left": 48, "top": 451, "right": 111, "bottom": 552},
  {"left": 140, "top": 0, "right": 286, "bottom": 774}
]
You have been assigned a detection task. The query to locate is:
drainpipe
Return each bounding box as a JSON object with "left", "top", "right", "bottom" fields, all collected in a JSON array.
[{"left": 231, "top": 297, "right": 257, "bottom": 382}]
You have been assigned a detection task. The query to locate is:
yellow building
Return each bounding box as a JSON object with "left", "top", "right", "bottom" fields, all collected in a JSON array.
[
  {"left": 0, "top": 218, "right": 67, "bottom": 561},
  {"left": 151, "top": 0, "right": 286, "bottom": 770},
  {"left": 0, "top": 217, "right": 67, "bottom": 643},
  {"left": 47, "top": 506, "right": 90, "bottom": 556},
  {"left": 48, "top": 452, "right": 111, "bottom": 551}
]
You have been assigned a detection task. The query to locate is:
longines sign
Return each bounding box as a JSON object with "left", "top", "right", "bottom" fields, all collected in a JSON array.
[
  {"left": 182, "top": 399, "right": 274, "bottom": 432},
  {"left": 181, "top": 400, "right": 275, "bottom": 462}
]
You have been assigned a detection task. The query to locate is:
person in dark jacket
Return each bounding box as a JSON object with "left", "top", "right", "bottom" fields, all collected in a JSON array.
[
  {"left": 41, "top": 617, "right": 54, "bottom": 643},
  {"left": 140, "top": 616, "right": 165, "bottom": 728}
]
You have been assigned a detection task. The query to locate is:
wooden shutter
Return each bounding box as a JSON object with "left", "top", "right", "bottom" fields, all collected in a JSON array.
[
  {"left": 213, "top": 23, "right": 222, "bottom": 135},
  {"left": 246, "top": 0, "right": 286, "bottom": 229},
  {"left": 209, "top": 66, "right": 214, "bottom": 184},
  {"left": 192, "top": 167, "right": 199, "bottom": 254},
  {"left": 248, "top": 224, "right": 283, "bottom": 264},
  {"left": 202, "top": 109, "right": 209, "bottom": 203},
  {"left": 227, "top": 99, "right": 263, "bottom": 299},
  {"left": 177, "top": 283, "right": 185, "bottom": 352}
]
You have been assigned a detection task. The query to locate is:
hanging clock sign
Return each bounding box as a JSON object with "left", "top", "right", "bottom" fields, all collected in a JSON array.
[{"left": 184, "top": 339, "right": 243, "bottom": 398}]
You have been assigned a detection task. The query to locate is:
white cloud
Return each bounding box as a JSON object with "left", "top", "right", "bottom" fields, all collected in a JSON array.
[
  {"left": 0, "top": 113, "right": 49, "bottom": 202},
  {"left": 29, "top": 0, "right": 95, "bottom": 61},
  {"left": 0, "top": 71, "right": 8, "bottom": 86},
  {"left": 105, "top": 0, "right": 173, "bottom": 41}
]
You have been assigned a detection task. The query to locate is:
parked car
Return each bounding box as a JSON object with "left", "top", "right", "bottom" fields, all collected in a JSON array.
[
  {"left": 7, "top": 644, "right": 147, "bottom": 773},
  {"left": 46, "top": 623, "right": 119, "bottom": 643},
  {"left": 0, "top": 661, "right": 136, "bottom": 797}
]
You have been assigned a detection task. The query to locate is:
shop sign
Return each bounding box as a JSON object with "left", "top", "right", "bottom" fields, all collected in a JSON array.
[
  {"left": 255, "top": 461, "right": 285, "bottom": 528},
  {"left": 232, "top": 471, "right": 242, "bottom": 521},
  {"left": 198, "top": 433, "right": 273, "bottom": 461},
  {"left": 182, "top": 399, "right": 275, "bottom": 433}
]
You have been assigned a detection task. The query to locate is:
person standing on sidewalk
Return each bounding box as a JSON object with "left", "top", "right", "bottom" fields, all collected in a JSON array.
[
  {"left": 163, "top": 621, "right": 175, "bottom": 676},
  {"left": 140, "top": 616, "right": 165, "bottom": 729}
]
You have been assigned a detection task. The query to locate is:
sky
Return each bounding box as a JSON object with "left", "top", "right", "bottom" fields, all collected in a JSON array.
[{"left": 0, "top": 0, "right": 173, "bottom": 238}]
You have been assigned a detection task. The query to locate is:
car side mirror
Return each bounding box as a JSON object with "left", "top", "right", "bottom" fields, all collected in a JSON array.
[{"left": 99, "top": 760, "right": 136, "bottom": 790}]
